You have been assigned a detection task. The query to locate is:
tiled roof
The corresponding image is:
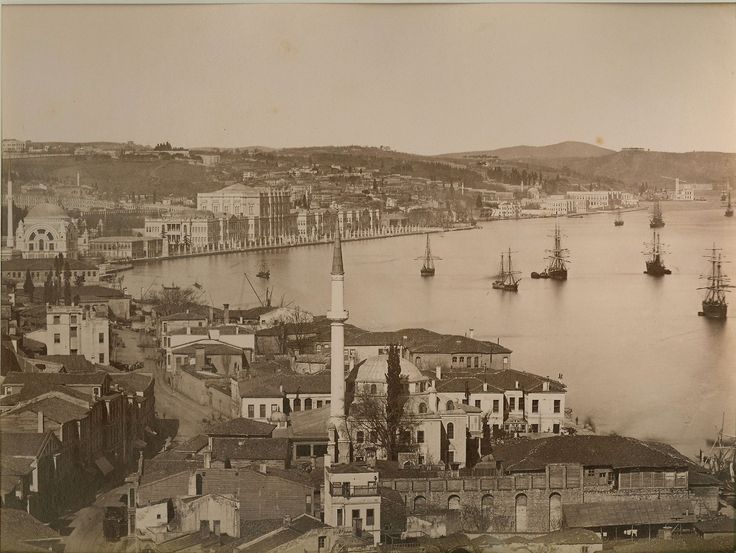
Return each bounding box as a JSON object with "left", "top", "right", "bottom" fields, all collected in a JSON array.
[
  {"left": 492, "top": 435, "right": 690, "bottom": 472},
  {"left": 436, "top": 375, "right": 504, "bottom": 394},
  {"left": 694, "top": 518, "right": 736, "bottom": 534},
  {"left": 0, "top": 508, "right": 62, "bottom": 552},
  {"left": 230, "top": 306, "right": 276, "bottom": 320},
  {"left": 238, "top": 373, "right": 331, "bottom": 398},
  {"left": 37, "top": 354, "right": 97, "bottom": 373},
  {"left": 484, "top": 368, "right": 565, "bottom": 393},
  {"left": 563, "top": 499, "right": 695, "bottom": 528},
  {"left": 110, "top": 372, "right": 153, "bottom": 393},
  {"left": 212, "top": 438, "right": 289, "bottom": 461},
  {"left": 172, "top": 341, "right": 244, "bottom": 356},
  {"left": 3, "top": 371, "right": 108, "bottom": 386},
  {"left": 160, "top": 311, "right": 209, "bottom": 321},
  {"left": 76, "top": 285, "right": 127, "bottom": 298},
  {"left": 206, "top": 418, "right": 275, "bottom": 438},
  {"left": 1, "top": 258, "right": 97, "bottom": 271},
  {"left": 273, "top": 405, "right": 330, "bottom": 440},
  {"left": 410, "top": 334, "right": 512, "bottom": 355},
  {"left": 238, "top": 515, "right": 326, "bottom": 553},
  {"left": 1, "top": 432, "right": 54, "bottom": 457},
  {"left": 9, "top": 396, "right": 89, "bottom": 423}
]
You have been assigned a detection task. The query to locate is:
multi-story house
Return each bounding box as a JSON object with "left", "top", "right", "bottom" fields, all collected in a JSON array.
[
  {"left": 323, "top": 462, "right": 382, "bottom": 544},
  {"left": 25, "top": 304, "right": 109, "bottom": 365}
]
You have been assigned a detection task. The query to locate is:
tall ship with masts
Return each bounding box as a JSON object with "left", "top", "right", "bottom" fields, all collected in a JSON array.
[
  {"left": 725, "top": 190, "right": 733, "bottom": 217},
  {"left": 643, "top": 231, "right": 671, "bottom": 276},
  {"left": 418, "top": 234, "right": 440, "bottom": 277},
  {"left": 531, "top": 221, "right": 569, "bottom": 280},
  {"left": 492, "top": 249, "right": 521, "bottom": 292},
  {"left": 698, "top": 246, "right": 731, "bottom": 320},
  {"left": 649, "top": 201, "right": 665, "bottom": 228}
]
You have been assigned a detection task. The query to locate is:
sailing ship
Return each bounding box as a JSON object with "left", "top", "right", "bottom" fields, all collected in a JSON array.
[
  {"left": 531, "top": 222, "right": 569, "bottom": 280},
  {"left": 417, "top": 234, "right": 440, "bottom": 277},
  {"left": 725, "top": 190, "right": 733, "bottom": 217},
  {"left": 698, "top": 246, "right": 731, "bottom": 320},
  {"left": 492, "top": 249, "right": 521, "bottom": 292},
  {"left": 643, "top": 232, "right": 671, "bottom": 276},
  {"left": 614, "top": 208, "right": 624, "bottom": 227},
  {"left": 649, "top": 201, "right": 665, "bottom": 228},
  {"left": 699, "top": 414, "right": 736, "bottom": 499},
  {"left": 256, "top": 262, "right": 270, "bottom": 279}
]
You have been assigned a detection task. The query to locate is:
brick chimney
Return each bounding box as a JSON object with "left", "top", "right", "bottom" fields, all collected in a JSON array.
[{"left": 223, "top": 304, "right": 230, "bottom": 325}]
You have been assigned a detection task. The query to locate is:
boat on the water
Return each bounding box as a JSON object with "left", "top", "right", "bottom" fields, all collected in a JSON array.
[
  {"left": 698, "top": 245, "right": 731, "bottom": 320},
  {"left": 257, "top": 262, "right": 270, "bottom": 279},
  {"left": 531, "top": 221, "right": 569, "bottom": 280},
  {"left": 417, "top": 234, "right": 440, "bottom": 277},
  {"left": 614, "top": 208, "right": 624, "bottom": 227},
  {"left": 649, "top": 201, "right": 665, "bottom": 228},
  {"left": 643, "top": 231, "right": 671, "bottom": 276},
  {"left": 492, "top": 249, "right": 521, "bottom": 292},
  {"left": 725, "top": 190, "right": 733, "bottom": 217}
]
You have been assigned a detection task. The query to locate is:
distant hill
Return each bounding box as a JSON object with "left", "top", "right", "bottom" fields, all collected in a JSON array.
[{"left": 446, "top": 141, "right": 616, "bottom": 160}]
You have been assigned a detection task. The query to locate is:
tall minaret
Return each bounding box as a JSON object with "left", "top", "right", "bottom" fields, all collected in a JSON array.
[
  {"left": 6, "top": 171, "right": 15, "bottom": 249},
  {"left": 327, "top": 223, "right": 351, "bottom": 464}
]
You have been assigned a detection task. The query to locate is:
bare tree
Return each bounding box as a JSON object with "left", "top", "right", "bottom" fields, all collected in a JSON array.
[{"left": 149, "top": 286, "right": 205, "bottom": 317}]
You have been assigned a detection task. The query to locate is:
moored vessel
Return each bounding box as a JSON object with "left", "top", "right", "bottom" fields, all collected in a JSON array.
[
  {"left": 725, "top": 190, "right": 733, "bottom": 217},
  {"left": 257, "top": 262, "right": 270, "bottom": 279},
  {"left": 531, "top": 221, "right": 569, "bottom": 280},
  {"left": 649, "top": 201, "right": 665, "bottom": 228},
  {"left": 418, "top": 234, "right": 439, "bottom": 277},
  {"left": 698, "top": 245, "right": 731, "bottom": 319},
  {"left": 643, "top": 231, "right": 671, "bottom": 276},
  {"left": 493, "top": 249, "right": 520, "bottom": 292}
]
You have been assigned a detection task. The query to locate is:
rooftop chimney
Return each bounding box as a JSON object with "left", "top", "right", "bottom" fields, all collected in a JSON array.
[
  {"left": 468, "top": 328, "right": 475, "bottom": 339},
  {"left": 543, "top": 381, "right": 550, "bottom": 391},
  {"left": 515, "top": 380, "right": 519, "bottom": 389},
  {"left": 223, "top": 304, "right": 230, "bottom": 325},
  {"left": 435, "top": 366, "right": 442, "bottom": 380},
  {"left": 259, "top": 463, "right": 268, "bottom": 474},
  {"left": 483, "top": 382, "right": 488, "bottom": 392},
  {"left": 186, "top": 326, "right": 191, "bottom": 335}
]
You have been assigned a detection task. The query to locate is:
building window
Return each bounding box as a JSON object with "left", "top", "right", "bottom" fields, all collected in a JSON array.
[
  {"left": 553, "top": 424, "right": 560, "bottom": 434},
  {"left": 530, "top": 424, "right": 539, "bottom": 433},
  {"left": 70, "top": 327, "right": 77, "bottom": 338},
  {"left": 509, "top": 397, "right": 516, "bottom": 410},
  {"left": 474, "top": 400, "right": 481, "bottom": 408},
  {"left": 417, "top": 431, "right": 424, "bottom": 443},
  {"left": 452, "top": 356, "right": 457, "bottom": 363},
  {"left": 259, "top": 404, "right": 266, "bottom": 418},
  {"left": 336, "top": 509, "right": 343, "bottom": 526},
  {"left": 503, "top": 357, "right": 508, "bottom": 366},
  {"left": 247, "top": 405, "right": 254, "bottom": 418},
  {"left": 99, "top": 353, "right": 104, "bottom": 363},
  {"left": 305, "top": 398, "right": 313, "bottom": 410},
  {"left": 532, "top": 400, "right": 539, "bottom": 413},
  {"left": 93, "top": 387, "right": 101, "bottom": 398},
  {"left": 53, "top": 333, "right": 61, "bottom": 344},
  {"left": 356, "top": 431, "right": 364, "bottom": 443},
  {"left": 316, "top": 400, "right": 322, "bottom": 408},
  {"left": 446, "top": 400, "right": 454, "bottom": 411},
  {"left": 366, "top": 509, "right": 375, "bottom": 526},
  {"left": 99, "top": 332, "right": 105, "bottom": 343},
  {"left": 519, "top": 397, "right": 525, "bottom": 411},
  {"left": 492, "top": 400, "right": 499, "bottom": 413},
  {"left": 53, "top": 316, "right": 61, "bottom": 324},
  {"left": 418, "top": 403, "right": 427, "bottom": 414},
  {"left": 586, "top": 469, "right": 595, "bottom": 477},
  {"left": 318, "top": 536, "right": 326, "bottom": 549},
  {"left": 554, "top": 400, "right": 561, "bottom": 413},
  {"left": 271, "top": 404, "right": 278, "bottom": 412},
  {"left": 446, "top": 423, "right": 454, "bottom": 439},
  {"left": 70, "top": 315, "right": 77, "bottom": 324}
]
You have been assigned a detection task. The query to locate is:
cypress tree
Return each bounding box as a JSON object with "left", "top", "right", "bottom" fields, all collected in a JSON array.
[
  {"left": 23, "top": 270, "right": 35, "bottom": 302},
  {"left": 385, "top": 343, "right": 404, "bottom": 461}
]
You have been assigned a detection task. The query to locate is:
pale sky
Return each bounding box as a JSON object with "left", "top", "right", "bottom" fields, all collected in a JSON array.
[{"left": 2, "top": 4, "right": 735, "bottom": 154}]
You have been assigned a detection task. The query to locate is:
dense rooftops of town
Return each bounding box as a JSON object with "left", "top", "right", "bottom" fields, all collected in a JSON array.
[
  {"left": 205, "top": 417, "right": 276, "bottom": 437},
  {"left": 435, "top": 368, "right": 566, "bottom": 394},
  {"left": 237, "top": 373, "right": 332, "bottom": 397}
]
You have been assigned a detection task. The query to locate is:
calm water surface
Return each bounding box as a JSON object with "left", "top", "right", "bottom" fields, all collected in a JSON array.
[{"left": 126, "top": 202, "right": 735, "bottom": 456}]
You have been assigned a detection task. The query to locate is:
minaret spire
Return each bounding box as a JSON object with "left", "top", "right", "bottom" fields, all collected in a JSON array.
[{"left": 327, "top": 217, "right": 350, "bottom": 464}]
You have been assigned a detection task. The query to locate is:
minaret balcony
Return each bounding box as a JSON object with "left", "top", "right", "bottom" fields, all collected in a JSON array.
[{"left": 327, "top": 309, "right": 349, "bottom": 322}]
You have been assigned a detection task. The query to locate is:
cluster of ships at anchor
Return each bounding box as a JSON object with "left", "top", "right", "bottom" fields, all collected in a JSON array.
[{"left": 417, "top": 200, "right": 732, "bottom": 320}]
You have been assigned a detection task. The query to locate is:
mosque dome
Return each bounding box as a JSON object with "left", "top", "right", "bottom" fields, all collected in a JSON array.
[
  {"left": 354, "top": 355, "right": 427, "bottom": 384},
  {"left": 26, "top": 203, "right": 69, "bottom": 219}
]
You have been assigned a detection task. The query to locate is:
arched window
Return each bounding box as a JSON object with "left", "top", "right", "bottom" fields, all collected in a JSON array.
[
  {"left": 515, "top": 494, "right": 528, "bottom": 532},
  {"left": 293, "top": 398, "right": 301, "bottom": 411},
  {"left": 447, "top": 422, "right": 455, "bottom": 439},
  {"left": 304, "top": 398, "right": 312, "bottom": 410},
  {"left": 369, "top": 431, "right": 377, "bottom": 443},
  {"left": 418, "top": 403, "right": 427, "bottom": 414},
  {"left": 356, "top": 431, "right": 364, "bottom": 443},
  {"left": 446, "top": 400, "right": 454, "bottom": 411},
  {"left": 448, "top": 495, "right": 461, "bottom": 510},
  {"left": 413, "top": 496, "right": 427, "bottom": 511},
  {"left": 481, "top": 494, "right": 493, "bottom": 517},
  {"left": 370, "top": 384, "right": 377, "bottom": 394},
  {"left": 549, "top": 493, "right": 562, "bottom": 531}
]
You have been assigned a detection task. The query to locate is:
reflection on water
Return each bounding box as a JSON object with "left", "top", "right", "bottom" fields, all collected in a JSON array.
[{"left": 127, "top": 202, "right": 735, "bottom": 455}]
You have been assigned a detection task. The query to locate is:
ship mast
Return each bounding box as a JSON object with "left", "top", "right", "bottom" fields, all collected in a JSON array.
[
  {"left": 546, "top": 221, "right": 569, "bottom": 272},
  {"left": 699, "top": 245, "right": 732, "bottom": 304},
  {"left": 424, "top": 234, "right": 433, "bottom": 270}
]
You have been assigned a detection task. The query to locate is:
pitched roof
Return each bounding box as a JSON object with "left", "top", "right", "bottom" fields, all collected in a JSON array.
[
  {"left": 8, "top": 396, "right": 89, "bottom": 423},
  {"left": 110, "top": 372, "right": 153, "bottom": 393},
  {"left": 436, "top": 368, "right": 565, "bottom": 394},
  {"left": 1, "top": 432, "right": 54, "bottom": 457},
  {"left": 410, "top": 334, "right": 512, "bottom": 355},
  {"left": 3, "top": 371, "right": 108, "bottom": 386},
  {"left": 273, "top": 405, "right": 330, "bottom": 440},
  {"left": 76, "top": 285, "right": 127, "bottom": 298},
  {"left": 172, "top": 341, "right": 244, "bottom": 356},
  {"left": 238, "top": 515, "right": 326, "bottom": 553},
  {"left": 206, "top": 418, "right": 275, "bottom": 438},
  {"left": 160, "top": 310, "right": 209, "bottom": 321},
  {"left": 0, "top": 508, "right": 62, "bottom": 552},
  {"left": 230, "top": 306, "right": 277, "bottom": 320},
  {"left": 238, "top": 373, "right": 331, "bottom": 398},
  {"left": 36, "top": 354, "right": 97, "bottom": 373},
  {"left": 212, "top": 438, "right": 289, "bottom": 462},
  {"left": 563, "top": 499, "right": 695, "bottom": 528},
  {"left": 491, "top": 435, "right": 690, "bottom": 472}
]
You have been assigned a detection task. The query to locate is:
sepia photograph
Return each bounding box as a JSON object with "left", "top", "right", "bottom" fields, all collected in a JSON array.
[{"left": 0, "top": 3, "right": 734, "bottom": 552}]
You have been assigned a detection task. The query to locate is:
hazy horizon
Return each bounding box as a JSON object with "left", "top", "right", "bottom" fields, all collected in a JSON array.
[{"left": 2, "top": 4, "right": 735, "bottom": 155}]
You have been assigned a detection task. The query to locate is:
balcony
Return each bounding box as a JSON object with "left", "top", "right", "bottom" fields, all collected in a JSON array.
[{"left": 330, "top": 483, "right": 379, "bottom": 497}]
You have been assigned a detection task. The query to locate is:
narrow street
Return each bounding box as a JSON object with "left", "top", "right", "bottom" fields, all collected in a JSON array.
[{"left": 62, "top": 484, "right": 130, "bottom": 553}]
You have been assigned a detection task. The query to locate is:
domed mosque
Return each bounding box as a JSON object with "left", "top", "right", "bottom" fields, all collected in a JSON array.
[{"left": 15, "top": 202, "right": 80, "bottom": 259}]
